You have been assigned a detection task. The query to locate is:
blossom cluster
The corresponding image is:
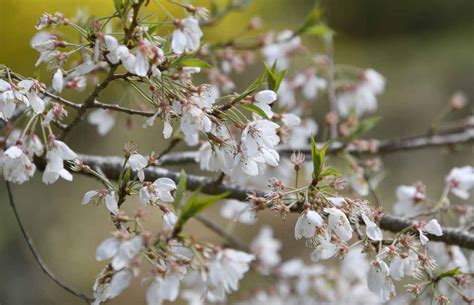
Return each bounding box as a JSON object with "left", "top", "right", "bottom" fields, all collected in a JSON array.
[{"left": 0, "top": 1, "right": 473, "bottom": 305}]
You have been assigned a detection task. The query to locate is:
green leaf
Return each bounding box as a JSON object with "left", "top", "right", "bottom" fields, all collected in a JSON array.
[
  {"left": 345, "top": 116, "right": 381, "bottom": 142},
  {"left": 173, "top": 56, "right": 212, "bottom": 69},
  {"left": 264, "top": 62, "right": 286, "bottom": 92},
  {"left": 320, "top": 166, "right": 340, "bottom": 177},
  {"left": 232, "top": 71, "right": 267, "bottom": 104},
  {"left": 113, "top": 0, "right": 122, "bottom": 12},
  {"left": 177, "top": 191, "right": 229, "bottom": 227},
  {"left": 242, "top": 104, "right": 270, "bottom": 120},
  {"left": 173, "top": 171, "right": 187, "bottom": 211},
  {"left": 295, "top": 5, "right": 323, "bottom": 35},
  {"left": 438, "top": 267, "right": 462, "bottom": 278},
  {"left": 303, "top": 24, "right": 334, "bottom": 37},
  {"left": 311, "top": 137, "right": 329, "bottom": 181}
]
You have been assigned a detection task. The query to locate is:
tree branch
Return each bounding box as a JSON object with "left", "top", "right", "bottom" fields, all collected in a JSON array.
[
  {"left": 4, "top": 181, "right": 93, "bottom": 303},
  {"left": 59, "top": 65, "right": 118, "bottom": 140},
  {"left": 157, "top": 127, "right": 474, "bottom": 165},
  {"left": 195, "top": 215, "right": 250, "bottom": 252},
  {"left": 74, "top": 153, "right": 474, "bottom": 249}
]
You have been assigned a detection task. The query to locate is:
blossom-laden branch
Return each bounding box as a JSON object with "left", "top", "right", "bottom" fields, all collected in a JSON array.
[
  {"left": 75, "top": 153, "right": 474, "bottom": 249},
  {"left": 4, "top": 181, "right": 93, "bottom": 303},
  {"left": 157, "top": 127, "right": 474, "bottom": 165}
]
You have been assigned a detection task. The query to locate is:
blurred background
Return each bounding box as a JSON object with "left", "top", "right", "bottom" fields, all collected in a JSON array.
[{"left": 0, "top": 0, "right": 473, "bottom": 304}]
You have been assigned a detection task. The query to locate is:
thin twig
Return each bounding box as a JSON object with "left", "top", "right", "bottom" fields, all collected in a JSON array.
[
  {"left": 4, "top": 181, "right": 93, "bottom": 303},
  {"left": 195, "top": 215, "right": 250, "bottom": 252},
  {"left": 59, "top": 65, "right": 119, "bottom": 140}
]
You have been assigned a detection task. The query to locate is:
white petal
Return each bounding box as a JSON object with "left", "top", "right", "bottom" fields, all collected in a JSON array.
[
  {"left": 82, "top": 190, "right": 98, "bottom": 205},
  {"left": 52, "top": 69, "right": 64, "bottom": 92},
  {"left": 96, "top": 237, "right": 120, "bottom": 261},
  {"left": 105, "top": 192, "right": 119, "bottom": 214},
  {"left": 254, "top": 90, "right": 277, "bottom": 104},
  {"left": 426, "top": 219, "right": 443, "bottom": 236}
]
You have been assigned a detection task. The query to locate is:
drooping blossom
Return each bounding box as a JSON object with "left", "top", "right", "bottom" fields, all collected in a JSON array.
[
  {"left": 171, "top": 17, "right": 203, "bottom": 54},
  {"left": 1, "top": 145, "right": 36, "bottom": 184},
  {"left": 42, "top": 139, "right": 77, "bottom": 184},
  {"left": 139, "top": 177, "right": 177, "bottom": 205},
  {"left": 88, "top": 109, "right": 116, "bottom": 136},
  {"left": 294, "top": 210, "right": 324, "bottom": 239},
  {"left": 445, "top": 165, "right": 474, "bottom": 199}
]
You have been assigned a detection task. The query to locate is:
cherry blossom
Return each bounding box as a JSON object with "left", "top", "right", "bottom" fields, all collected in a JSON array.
[
  {"left": 362, "top": 213, "right": 383, "bottom": 241},
  {"left": 88, "top": 109, "right": 116, "bottom": 136},
  {"left": 52, "top": 68, "right": 64, "bottom": 92},
  {"left": 206, "top": 249, "right": 255, "bottom": 301},
  {"left": 220, "top": 199, "right": 256, "bottom": 224},
  {"left": 139, "top": 177, "right": 177, "bottom": 205},
  {"left": 418, "top": 219, "right": 443, "bottom": 245},
  {"left": 393, "top": 185, "right": 425, "bottom": 217},
  {"left": 250, "top": 226, "right": 282, "bottom": 273},
  {"left": 262, "top": 30, "right": 301, "bottom": 69},
  {"left": 253, "top": 90, "right": 277, "bottom": 118},
  {"left": 171, "top": 17, "right": 203, "bottom": 54},
  {"left": 128, "top": 153, "right": 148, "bottom": 181},
  {"left": 445, "top": 165, "right": 474, "bottom": 199},
  {"left": 324, "top": 207, "right": 353, "bottom": 241},
  {"left": 294, "top": 210, "right": 324, "bottom": 239},
  {"left": 42, "top": 139, "right": 77, "bottom": 184},
  {"left": 1, "top": 146, "right": 36, "bottom": 184},
  {"left": 92, "top": 269, "right": 133, "bottom": 305},
  {"left": 82, "top": 190, "right": 119, "bottom": 214}
]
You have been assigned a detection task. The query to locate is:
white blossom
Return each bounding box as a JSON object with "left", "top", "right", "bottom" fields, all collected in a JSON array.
[
  {"left": 92, "top": 269, "right": 133, "bottom": 305},
  {"left": 250, "top": 226, "right": 282, "bottom": 273},
  {"left": 393, "top": 185, "right": 425, "bottom": 217},
  {"left": 1, "top": 146, "right": 36, "bottom": 184},
  {"left": 171, "top": 17, "right": 203, "bottom": 54},
  {"left": 324, "top": 207, "right": 353, "bottom": 241},
  {"left": 52, "top": 68, "right": 64, "bottom": 92},
  {"left": 163, "top": 211, "right": 178, "bottom": 231},
  {"left": 362, "top": 213, "right": 383, "bottom": 241},
  {"left": 262, "top": 30, "right": 301, "bottom": 69},
  {"left": 419, "top": 219, "right": 443, "bottom": 245},
  {"left": 294, "top": 210, "right": 323, "bottom": 239},
  {"left": 253, "top": 90, "right": 277, "bottom": 118},
  {"left": 310, "top": 233, "right": 337, "bottom": 262},
  {"left": 206, "top": 249, "right": 255, "bottom": 301},
  {"left": 128, "top": 153, "right": 148, "bottom": 181},
  {"left": 173, "top": 88, "right": 216, "bottom": 146},
  {"left": 336, "top": 69, "right": 385, "bottom": 118},
  {"left": 293, "top": 69, "right": 327, "bottom": 100},
  {"left": 0, "top": 79, "right": 31, "bottom": 120},
  {"left": 445, "top": 165, "right": 474, "bottom": 199},
  {"left": 220, "top": 199, "right": 256, "bottom": 224},
  {"left": 88, "top": 109, "right": 116, "bottom": 135},
  {"left": 367, "top": 260, "right": 395, "bottom": 302},
  {"left": 42, "top": 140, "right": 77, "bottom": 184},
  {"left": 139, "top": 177, "right": 176, "bottom": 205},
  {"left": 82, "top": 190, "right": 119, "bottom": 214}
]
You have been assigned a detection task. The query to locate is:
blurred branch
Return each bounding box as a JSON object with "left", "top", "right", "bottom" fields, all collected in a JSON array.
[
  {"left": 59, "top": 65, "right": 119, "bottom": 140},
  {"left": 195, "top": 215, "right": 250, "bottom": 252},
  {"left": 157, "top": 127, "right": 474, "bottom": 165},
  {"left": 4, "top": 181, "right": 93, "bottom": 303},
  {"left": 73, "top": 153, "right": 474, "bottom": 250}
]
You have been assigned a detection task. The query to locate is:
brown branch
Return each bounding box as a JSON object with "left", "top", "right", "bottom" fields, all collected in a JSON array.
[
  {"left": 59, "top": 65, "right": 118, "bottom": 140},
  {"left": 157, "top": 127, "right": 474, "bottom": 165},
  {"left": 73, "top": 153, "right": 474, "bottom": 249},
  {"left": 92, "top": 100, "right": 155, "bottom": 116},
  {"left": 4, "top": 181, "right": 93, "bottom": 303},
  {"left": 195, "top": 215, "right": 250, "bottom": 252}
]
